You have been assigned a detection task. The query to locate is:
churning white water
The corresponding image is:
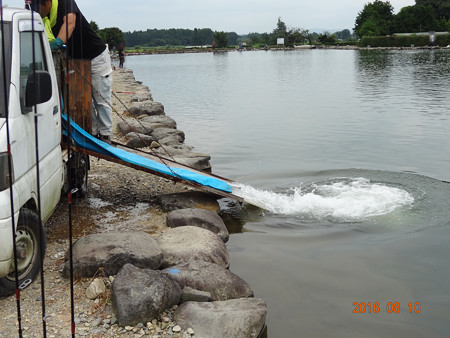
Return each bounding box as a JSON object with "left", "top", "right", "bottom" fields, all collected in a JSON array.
[{"left": 232, "top": 177, "right": 414, "bottom": 221}]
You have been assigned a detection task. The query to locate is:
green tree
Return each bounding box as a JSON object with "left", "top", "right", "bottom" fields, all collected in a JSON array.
[
  {"left": 98, "top": 27, "right": 125, "bottom": 49},
  {"left": 307, "top": 32, "right": 319, "bottom": 44},
  {"left": 214, "top": 31, "right": 228, "bottom": 48},
  {"left": 317, "top": 32, "right": 337, "bottom": 45},
  {"left": 193, "top": 28, "right": 200, "bottom": 45},
  {"left": 261, "top": 33, "right": 270, "bottom": 45},
  {"left": 271, "top": 17, "right": 287, "bottom": 45},
  {"left": 90, "top": 20, "right": 99, "bottom": 33},
  {"left": 270, "top": 17, "right": 288, "bottom": 44},
  {"left": 334, "top": 29, "right": 352, "bottom": 40},
  {"left": 285, "top": 28, "right": 309, "bottom": 47},
  {"left": 416, "top": 0, "right": 450, "bottom": 20},
  {"left": 274, "top": 17, "right": 287, "bottom": 35},
  {"left": 247, "top": 32, "right": 262, "bottom": 46},
  {"left": 354, "top": 1, "right": 394, "bottom": 37},
  {"left": 227, "top": 32, "right": 239, "bottom": 46},
  {"left": 392, "top": 5, "right": 438, "bottom": 32}
]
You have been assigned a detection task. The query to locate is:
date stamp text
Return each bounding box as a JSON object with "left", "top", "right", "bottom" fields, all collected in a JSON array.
[{"left": 353, "top": 301, "right": 421, "bottom": 314}]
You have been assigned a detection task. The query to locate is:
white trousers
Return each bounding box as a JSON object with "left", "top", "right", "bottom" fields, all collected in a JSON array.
[{"left": 91, "top": 48, "right": 113, "bottom": 136}]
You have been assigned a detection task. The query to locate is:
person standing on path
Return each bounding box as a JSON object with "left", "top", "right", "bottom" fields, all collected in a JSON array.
[
  {"left": 118, "top": 47, "right": 125, "bottom": 68},
  {"left": 35, "top": 0, "right": 113, "bottom": 144}
]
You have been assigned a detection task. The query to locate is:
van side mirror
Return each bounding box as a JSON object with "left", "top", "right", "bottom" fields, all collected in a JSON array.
[{"left": 25, "top": 70, "right": 52, "bottom": 107}]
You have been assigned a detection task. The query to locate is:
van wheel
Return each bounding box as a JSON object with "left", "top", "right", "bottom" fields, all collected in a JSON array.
[{"left": 0, "top": 209, "right": 46, "bottom": 297}]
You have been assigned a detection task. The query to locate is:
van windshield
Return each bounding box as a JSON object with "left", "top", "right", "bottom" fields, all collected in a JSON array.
[{"left": 0, "top": 22, "right": 12, "bottom": 118}]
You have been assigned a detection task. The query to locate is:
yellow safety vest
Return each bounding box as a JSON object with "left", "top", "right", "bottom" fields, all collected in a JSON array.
[{"left": 43, "top": 0, "right": 58, "bottom": 42}]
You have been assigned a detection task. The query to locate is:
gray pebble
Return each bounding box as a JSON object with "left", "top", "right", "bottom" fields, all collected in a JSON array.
[
  {"left": 92, "top": 318, "right": 103, "bottom": 327},
  {"left": 90, "top": 328, "right": 103, "bottom": 335}
]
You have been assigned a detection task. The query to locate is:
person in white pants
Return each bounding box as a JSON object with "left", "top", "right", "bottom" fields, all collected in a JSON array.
[{"left": 37, "top": 0, "right": 113, "bottom": 144}]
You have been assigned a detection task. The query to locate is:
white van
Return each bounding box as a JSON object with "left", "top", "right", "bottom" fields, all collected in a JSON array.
[{"left": 0, "top": 7, "right": 87, "bottom": 296}]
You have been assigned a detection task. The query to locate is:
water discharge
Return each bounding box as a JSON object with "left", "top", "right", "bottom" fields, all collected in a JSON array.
[{"left": 232, "top": 177, "right": 414, "bottom": 222}]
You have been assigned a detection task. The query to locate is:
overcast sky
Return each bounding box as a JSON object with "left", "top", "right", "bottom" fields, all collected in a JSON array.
[{"left": 5, "top": 0, "right": 416, "bottom": 34}]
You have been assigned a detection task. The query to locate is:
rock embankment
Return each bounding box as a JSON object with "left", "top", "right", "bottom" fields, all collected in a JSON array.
[
  {"left": 63, "top": 190, "right": 266, "bottom": 337},
  {"left": 113, "top": 69, "right": 212, "bottom": 172},
  {"left": 0, "top": 68, "right": 267, "bottom": 338}
]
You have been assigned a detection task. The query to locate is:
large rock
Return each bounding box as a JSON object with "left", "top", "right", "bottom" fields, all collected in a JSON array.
[
  {"left": 141, "top": 115, "right": 177, "bottom": 129},
  {"left": 153, "top": 145, "right": 211, "bottom": 171},
  {"left": 112, "top": 264, "right": 181, "bottom": 326},
  {"left": 130, "top": 90, "right": 153, "bottom": 103},
  {"left": 152, "top": 128, "right": 185, "bottom": 143},
  {"left": 174, "top": 298, "right": 267, "bottom": 338},
  {"left": 156, "top": 226, "right": 229, "bottom": 268},
  {"left": 158, "top": 191, "right": 220, "bottom": 213},
  {"left": 129, "top": 100, "right": 164, "bottom": 116},
  {"left": 158, "top": 135, "right": 184, "bottom": 147},
  {"left": 62, "top": 231, "right": 162, "bottom": 278},
  {"left": 162, "top": 260, "right": 253, "bottom": 301},
  {"left": 117, "top": 119, "right": 154, "bottom": 136},
  {"left": 153, "top": 144, "right": 208, "bottom": 159},
  {"left": 167, "top": 208, "right": 229, "bottom": 242},
  {"left": 181, "top": 287, "right": 212, "bottom": 303},
  {"left": 171, "top": 155, "right": 211, "bottom": 171},
  {"left": 124, "top": 132, "right": 156, "bottom": 148}
]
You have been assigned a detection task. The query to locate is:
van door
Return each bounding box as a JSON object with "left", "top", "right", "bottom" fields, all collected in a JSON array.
[{"left": 12, "top": 18, "right": 62, "bottom": 219}]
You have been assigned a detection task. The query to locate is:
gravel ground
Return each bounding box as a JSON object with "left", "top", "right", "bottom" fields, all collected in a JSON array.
[{"left": 0, "top": 68, "right": 197, "bottom": 337}]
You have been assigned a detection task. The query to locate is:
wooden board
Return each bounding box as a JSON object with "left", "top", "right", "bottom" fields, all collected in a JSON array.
[
  {"left": 67, "top": 59, "right": 92, "bottom": 133},
  {"left": 72, "top": 140, "right": 244, "bottom": 203},
  {"left": 52, "top": 52, "right": 92, "bottom": 133}
]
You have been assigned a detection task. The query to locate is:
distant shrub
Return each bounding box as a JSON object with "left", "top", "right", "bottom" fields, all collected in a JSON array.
[
  {"left": 361, "top": 34, "right": 450, "bottom": 47},
  {"left": 360, "top": 35, "right": 431, "bottom": 47},
  {"left": 436, "top": 34, "right": 450, "bottom": 46}
]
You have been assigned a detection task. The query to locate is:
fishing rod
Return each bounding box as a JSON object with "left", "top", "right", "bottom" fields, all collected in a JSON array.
[
  {"left": 29, "top": 3, "right": 48, "bottom": 336},
  {"left": 61, "top": 5, "right": 77, "bottom": 338},
  {"left": 1, "top": 2, "right": 23, "bottom": 336}
]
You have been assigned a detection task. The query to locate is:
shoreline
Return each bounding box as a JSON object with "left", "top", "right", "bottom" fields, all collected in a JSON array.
[{"left": 123, "top": 44, "right": 450, "bottom": 56}]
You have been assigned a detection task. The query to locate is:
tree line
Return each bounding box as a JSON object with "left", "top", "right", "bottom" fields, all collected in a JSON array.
[
  {"left": 355, "top": 0, "right": 450, "bottom": 37},
  {"left": 119, "top": 19, "right": 351, "bottom": 49},
  {"left": 123, "top": 28, "right": 238, "bottom": 47},
  {"left": 92, "top": 0, "right": 449, "bottom": 49}
]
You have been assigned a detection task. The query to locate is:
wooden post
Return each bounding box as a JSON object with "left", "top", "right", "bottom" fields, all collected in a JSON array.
[
  {"left": 52, "top": 52, "right": 92, "bottom": 133},
  {"left": 68, "top": 59, "right": 92, "bottom": 133}
]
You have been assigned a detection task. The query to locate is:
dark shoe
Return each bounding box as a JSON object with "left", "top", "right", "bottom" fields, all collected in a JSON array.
[{"left": 99, "top": 135, "right": 111, "bottom": 145}]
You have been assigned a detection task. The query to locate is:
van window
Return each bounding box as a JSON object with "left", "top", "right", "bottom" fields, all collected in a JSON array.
[
  {"left": 0, "top": 22, "right": 12, "bottom": 118},
  {"left": 20, "top": 31, "right": 47, "bottom": 113}
]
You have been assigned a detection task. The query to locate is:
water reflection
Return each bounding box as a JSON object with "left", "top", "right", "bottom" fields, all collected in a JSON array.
[
  {"left": 355, "top": 50, "right": 394, "bottom": 98},
  {"left": 355, "top": 49, "right": 450, "bottom": 120}
]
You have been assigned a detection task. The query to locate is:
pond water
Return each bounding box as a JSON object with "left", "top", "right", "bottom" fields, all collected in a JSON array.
[{"left": 126, "top": 49, "right": 450, "bottom": 337}]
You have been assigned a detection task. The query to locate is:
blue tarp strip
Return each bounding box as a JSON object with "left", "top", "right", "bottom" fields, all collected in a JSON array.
[{"left": 62, "top": 114, "right": 232, "bottom": 193}]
